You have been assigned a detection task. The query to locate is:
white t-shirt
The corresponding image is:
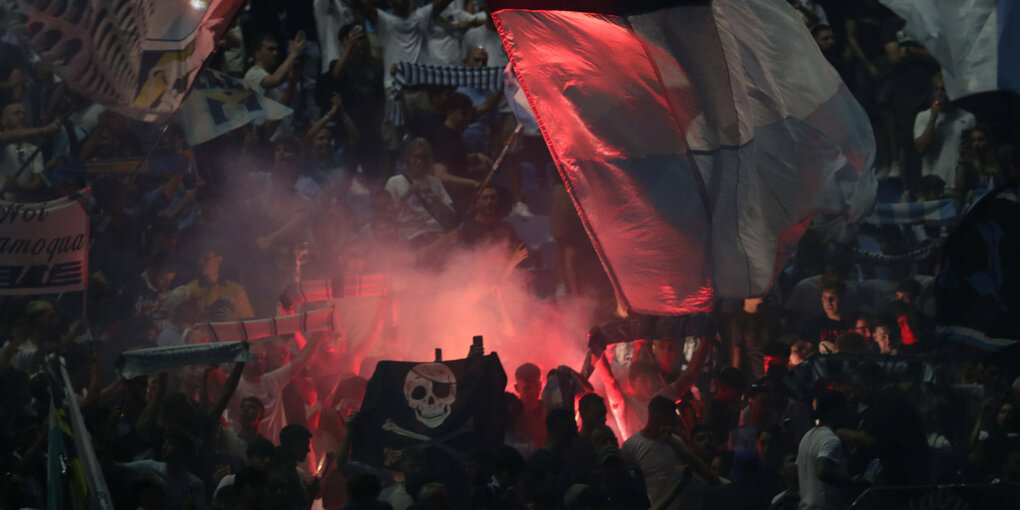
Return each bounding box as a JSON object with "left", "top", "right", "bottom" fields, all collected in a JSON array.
[
  {"left": 231, "top": 365, "right": 296, "bottom": 444},
  {"left": 621, "top": 432, "right": 688, "bottom": 510},
  {"left": 244, "top": 65, "right": 283, "bottom": 102},
  {"left": 425, "top": 5, "right": 485, "bottom": 66},
  {"left": 462, "top": 25, "right": 509, "bottom": 69},
  {"left": 243, "top": 65, "right": 295, "bottom": 140},
  {"left": 375, "top": 5, "right": 434, "bottom": 88},
  {"left": 796, "top": 426, "right": 847, "bottom": 510},
  {"left": 0, "top": 141, "right": 45, "bottom": 201},
  {"left": 913, "top": 107, "right": 976, "bottom": 187},
  {"left": 385, "top": 174, "right": 452, "bottom": 241}
]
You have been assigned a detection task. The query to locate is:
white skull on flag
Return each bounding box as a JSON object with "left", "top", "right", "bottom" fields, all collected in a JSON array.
[{"left": 403, "top": 363, "right": 457, "bottom": 428}]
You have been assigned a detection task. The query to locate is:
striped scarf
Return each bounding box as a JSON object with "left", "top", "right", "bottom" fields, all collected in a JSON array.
[
  {"left": 389, "top": 62, "right": 505, "bottom": 125},
  {"left": 862, "top": 199, "right": 957, "bottom": 226}
]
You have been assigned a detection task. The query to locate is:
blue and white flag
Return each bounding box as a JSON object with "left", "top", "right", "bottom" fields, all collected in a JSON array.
[
  {"left": 178, "top": 69, "right": 293, "bottom": 146},
  {"left": 863, "top": 199, "right": 957, "bottom": 226},
  {"left": 492, "top": 0, "right": 876, "bottom": 314},
  {"left": 878, "top": 0, "right": 1020, "bottom": 100}
]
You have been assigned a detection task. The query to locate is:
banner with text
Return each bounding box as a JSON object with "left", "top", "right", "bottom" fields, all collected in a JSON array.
[{"left": 0, "top": 195, "right": 88, "bottom": 295}]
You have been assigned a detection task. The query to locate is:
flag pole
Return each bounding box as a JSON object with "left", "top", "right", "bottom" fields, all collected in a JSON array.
[
  {"left": 461, "top": 123, "right": 524, "bottom": 222},
  {"left": 9, "top": 95, "right": 89, "bottom": 183},
  {"left": 94, "top": 2, "right": 248, "bottom": 239}
]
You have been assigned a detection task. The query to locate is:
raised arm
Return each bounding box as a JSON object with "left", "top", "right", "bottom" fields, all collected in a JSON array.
[
  {"left": 305, "top": 94, "right": 343, "bottom": 144},
  {"left": 432, "top": 0, "right": 456, "bottom": 18},
  {"left": 658, "top": 337, "right": 714, "bottom": 402},
  {"left": 593, "top": 353, "right": 629, "bottom": 436},
  {"left": 278, "top": 331, "right": 325, "bottom": 383},
  {"left": 663, "top": 429, "right": 719, "bottom": 485},
  {"left": 353, "top": 0, "right": 379, "bottom": 23},
  {"left": 208, "top": 361, "right": 246, "bottom": 419}
]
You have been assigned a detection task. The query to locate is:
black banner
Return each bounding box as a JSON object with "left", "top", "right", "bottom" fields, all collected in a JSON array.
[{"left": 350, "top": 353, "right": 507, "bottom": 467}]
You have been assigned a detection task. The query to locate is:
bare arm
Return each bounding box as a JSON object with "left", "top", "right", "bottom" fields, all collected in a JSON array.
[
  {"left": 260, "top": 39, "right": 306, "bottom": 91},
  {"left": 665, "top": 431, "right": 719, "bottom": 485},
  {"left": 0, "top": 121, "right": 60, "bottom": 145},
  {"left": 594, "top": 354, "right": 630, "bottom": 436},
  {"left": 844, "top": 19, "right": 878, "bottom": 76},
  {"left": 99, "top": 374, "right": 124, "bottom": 402},
  {"left": 433, "top": 162, "right": 481, "bottom": 189},
  {"left": 136, "top": 372, "right": 167, "bottom": 437},
  {"left": 476, "top": 90, "right": 503, "bottom": 116},
  {"left": 305, "top": 95, "right": 342, "bottom": 144},
  {"left": 814, "top": 457, "right": 849, "bottom": 487},
  {"left": 659, "top": 337, "right": 713, "bottom": 402},
  {"left": 835, "top": 428, "right": 875, "bottom": 449},
  {"left": 76, "top": 348, "right": 103, "bottom": 408},
  {"left": 277, "top": 332, "right": 324, "bottom": 383},
  {"left": 914, "top": 104, "right": 940, "bottom": 154},
  {"left": 256, "top": 210, "right": 311, "bottom": 250},
  {"left": 209, "top": 361, "right": 246, "bottom": 419}
]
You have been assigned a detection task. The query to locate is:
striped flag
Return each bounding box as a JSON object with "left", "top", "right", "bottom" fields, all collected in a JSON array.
[
  {"left": 878, "top": 0, "right": 1020, "bottom": 100},
  {"left": 12, "top": 0, "right": 245, "bottom": 122},
  {"left": 178, "top": 69, "right": 293, "bottom": 146},
  {"left": 46, "top": 357, "right": 113, "bottom": 510},
  {"left": 492, "top": 0, "right": 876, "bottom": 315}
]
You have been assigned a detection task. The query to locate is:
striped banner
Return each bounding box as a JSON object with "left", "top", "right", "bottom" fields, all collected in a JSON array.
[
  {"left": 389, "top": 63, "right": 505, "bottom": 125},
  {"left": 279, "top": 274, "right": 392, "bottom": 313},
  {"left": 184, "top": 305, "right": 343, "bottom": 345},
  {"left": 862, "top": 199, "right": 957, "bottom": 226},
  {"left": 117, "top": 341, "right": 252, "bottom": 379}
]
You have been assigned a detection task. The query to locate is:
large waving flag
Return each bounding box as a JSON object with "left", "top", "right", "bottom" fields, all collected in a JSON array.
[
  {"left": 491, "top": 0, "right": 876, "bottom": 315},
  {"left": 879, "top": 0, "right": 1020, "bottom": 100},
  {"left": 178, "top": 69, "right": 293, "bottom": 146},
  {"left": 13, "top": 0, "right": 245, "bottom": 122}
]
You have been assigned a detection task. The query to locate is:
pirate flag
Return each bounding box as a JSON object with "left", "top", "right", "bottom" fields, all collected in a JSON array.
[{"left": 350, "top": 353, "right": 507, "bottom": 467}]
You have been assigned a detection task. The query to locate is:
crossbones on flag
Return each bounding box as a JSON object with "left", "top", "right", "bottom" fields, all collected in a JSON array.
[
  {"left": 490, "top": 0, "right": 876, "bottom": 315},
  {"left": 350, "top": 353, "right": 506, "bottom": 467}
]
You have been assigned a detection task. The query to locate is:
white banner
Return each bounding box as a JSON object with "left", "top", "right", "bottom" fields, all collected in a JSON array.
[{"left": 0, "top": 195, "right": 88, "bottom": 295}]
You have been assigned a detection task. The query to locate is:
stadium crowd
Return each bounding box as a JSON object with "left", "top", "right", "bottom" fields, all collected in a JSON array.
[{"left": 0, "top": 0, "right": 1018, "bottom": 509}]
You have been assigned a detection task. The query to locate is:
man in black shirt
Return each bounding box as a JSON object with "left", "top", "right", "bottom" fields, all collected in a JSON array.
[{"left": 800, "top": 280, "right": 850, "bottom": 349}]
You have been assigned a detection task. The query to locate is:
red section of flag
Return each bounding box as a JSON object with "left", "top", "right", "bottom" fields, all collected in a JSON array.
[{"left": 494, "top": 10, "right": 714, "bottom": 315}]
